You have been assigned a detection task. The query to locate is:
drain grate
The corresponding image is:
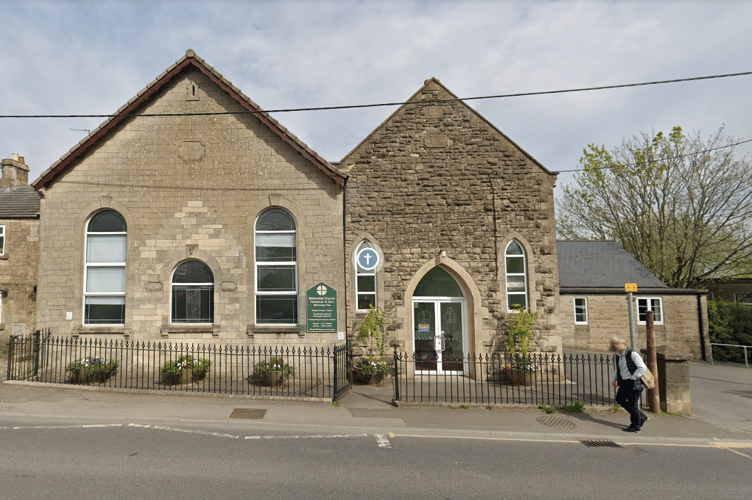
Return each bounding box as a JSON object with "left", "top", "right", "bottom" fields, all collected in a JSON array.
[
  {"left": 581, "top": 439, "right": 622, "bottom": 448},
  {"left": 536, "top": 415, "right": 577, "bottom": 430},
  {"left": 230, "top": 408, "right": 267, "bottom": 420}
]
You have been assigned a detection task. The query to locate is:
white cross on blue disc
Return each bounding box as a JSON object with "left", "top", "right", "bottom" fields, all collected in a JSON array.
[{"left": 357, "top": 248, "right": 379, "bottom": 271}]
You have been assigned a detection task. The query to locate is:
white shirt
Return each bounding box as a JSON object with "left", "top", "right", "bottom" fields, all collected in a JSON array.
[{"left": 612, "top": 349, "right": 647, "bottom": 381}]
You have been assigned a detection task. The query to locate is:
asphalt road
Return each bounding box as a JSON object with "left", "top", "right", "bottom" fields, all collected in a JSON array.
[{"left": 1, "top": 416, "right": 751, "bottom": 500}]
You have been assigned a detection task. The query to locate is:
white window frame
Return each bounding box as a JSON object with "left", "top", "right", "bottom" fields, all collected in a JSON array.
[
  {"left": 0, "top": 225, "right": 5, "bottom": 256},
  {"left": 574, "top": 297, "right": 588, "bottom": 324},
  {"left": 255, "top": 208, "right": 298, "bottom": 325},
  {"left": 83, "top": 210, "right": 126, "bottom": 325},
  {"left": 355, "top": 241, "right": 377, "bottom": 312},
  {"left": 505, "top": 240, "right": 528, "bottom": 311},
  {"left": 636, "top": 297, "right": 664, "bottom": 325}
]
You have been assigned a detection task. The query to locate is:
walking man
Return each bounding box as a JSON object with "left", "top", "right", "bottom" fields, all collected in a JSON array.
[{"left": 610, "top": 335, "right": 649, "bottom": 432}]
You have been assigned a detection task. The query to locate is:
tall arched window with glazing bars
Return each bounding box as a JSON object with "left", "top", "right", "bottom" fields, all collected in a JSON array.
[
  {"left": 505, "top": 240, "right": 527, "bottom": 311},
  {"left": 84, "top": 210, "right": 126, "bottom": 324},
  {"left": 255, "top": 208, "right": 298, "bottom": 324}
]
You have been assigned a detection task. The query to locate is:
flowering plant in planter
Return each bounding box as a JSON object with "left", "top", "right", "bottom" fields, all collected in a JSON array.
[
  {"left": 66, "top": 357, "right": 119, "bottom": 384},
  {"left": 253, "top": 357, "right": 294, "bottom": 386},
  {"left": 354, "top": 356, "right": 391, "bottom": 378},
  {"left": 160, "top": 355, "right": 211, "bottom": 384}
]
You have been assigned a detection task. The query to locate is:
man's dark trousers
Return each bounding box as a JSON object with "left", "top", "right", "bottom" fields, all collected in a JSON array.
[{"left": 615, "top": 379, "right": 646, "bottom": 428}]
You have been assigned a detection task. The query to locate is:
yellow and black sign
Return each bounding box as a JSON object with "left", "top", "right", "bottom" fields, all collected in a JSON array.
[{"left": 624, "top": 283, "right": 638, "bottom": 293}]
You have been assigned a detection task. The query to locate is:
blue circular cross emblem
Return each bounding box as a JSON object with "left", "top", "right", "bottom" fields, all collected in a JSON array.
[{"left": 357, "top": 248, "right": 379, "bottom": 271}]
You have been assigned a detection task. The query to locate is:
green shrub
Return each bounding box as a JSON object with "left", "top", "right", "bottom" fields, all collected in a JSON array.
[
  {"left": 708, "top": 299, "right": 752, "bottom": 363},
  {"left": 562, "top": 400, "right": 585, "bottom": 413},
  {"left": 66, "top": 357, "right": 119, "bottom": 384},
  {"left": 160, "top": 355, "right": 212, "bottom": 380},
  {"left": 254, "top": 356, "right": 294, "bottom": 378},
  {"left": 354, "top": 356, "right": 391, "bottom": 378},
  {"left": 538, "top": 403, "right": 556, "bottom": 414}
]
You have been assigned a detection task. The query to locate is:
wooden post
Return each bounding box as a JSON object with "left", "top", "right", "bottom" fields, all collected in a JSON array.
[{"left": 645, "top": 311, "right": 660, "bottom": 413}]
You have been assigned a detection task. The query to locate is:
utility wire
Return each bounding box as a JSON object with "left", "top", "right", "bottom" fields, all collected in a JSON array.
[
  {"left": 1, "top": 71, "right": 750, "bottom": 119},
  {"left": 553, "top": 137, "right": 752, "bottom": 175}
]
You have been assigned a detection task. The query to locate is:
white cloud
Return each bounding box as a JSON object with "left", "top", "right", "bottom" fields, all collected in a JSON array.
[{"left": 1, "top": 0, "right": 751, "bottom": 197}]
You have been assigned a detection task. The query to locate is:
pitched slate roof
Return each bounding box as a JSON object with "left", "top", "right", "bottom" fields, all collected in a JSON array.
[
  {"left": 0, "top": 185, "right": 40, "bottom": 218},
  {"left": 557, "top": 240, "right": 666, "bottom": 289},
  {"left": 33, "top": 49, "right": 347, "bottom": 190}
]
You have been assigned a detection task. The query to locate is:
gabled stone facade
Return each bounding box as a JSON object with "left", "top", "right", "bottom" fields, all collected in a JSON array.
[
  {"left": 33, "top": 51, "right": 346, "bottom": 345},
  {"left": 341, "top": 79, "right": 560, "bottom": 358}
]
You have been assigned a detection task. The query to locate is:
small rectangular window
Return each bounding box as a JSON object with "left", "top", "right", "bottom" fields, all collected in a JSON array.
[
  {"left": 637, "top": 297, "right": 663, "bottom": 325},
  {"left": 0, "top": 225, "right": 5, "bottom": 256},
  {"left": 574, "top": 297, "right": 588, "bottom": 324}
]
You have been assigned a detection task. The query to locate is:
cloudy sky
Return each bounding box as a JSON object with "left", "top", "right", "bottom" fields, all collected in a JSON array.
[{"left": 2, "top": 0, "right": 750, "bottom": 197}]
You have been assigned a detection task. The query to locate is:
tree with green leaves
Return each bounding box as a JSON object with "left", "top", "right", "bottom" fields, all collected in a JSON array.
[{"left": 557, "top": 126, "right": 752, "bottom": 288}]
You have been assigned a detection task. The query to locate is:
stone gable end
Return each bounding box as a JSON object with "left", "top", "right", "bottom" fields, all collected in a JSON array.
[{"left": 342, "top": 79, "right": 560, "bottom": 357}]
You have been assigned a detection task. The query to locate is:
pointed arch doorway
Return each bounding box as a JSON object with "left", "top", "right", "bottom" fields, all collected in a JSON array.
[{"left": 412, "top": 267, "right": 468, "bottom": 374}]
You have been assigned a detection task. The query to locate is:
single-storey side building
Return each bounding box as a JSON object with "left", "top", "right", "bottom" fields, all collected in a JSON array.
[
  {"left": 0, "top": 154, "right": 40, "bottom": 343},
  {"left": 32, "top": 50, "right": 347, "bottom": 345},
  {"left": 557, "top": 240, "right": 709, "bottom": 359}
]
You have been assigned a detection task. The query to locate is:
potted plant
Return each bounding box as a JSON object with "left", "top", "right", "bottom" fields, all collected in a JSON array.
[
  {"left": 354, "top": 305, "right": 390, "bottom": 384},
  {"left": 253, "top": 356, "right": 294, "bottom": 387},
  {"left": 353, "top": 356, "right": 391, "bottom": 385},
  {"left": 66, "top": 356, "right": 119, "bottom": 384},
  {"left": 160, "top": 355, "right": 211, "bottom": 385},
  {"left": 504, "top": 308, "right": 539, "bottom": 385}
]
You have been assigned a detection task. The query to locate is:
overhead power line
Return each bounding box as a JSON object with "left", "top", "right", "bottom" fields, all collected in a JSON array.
[{"left": 0, "top": 71, "right": 750, "bottom": 119}]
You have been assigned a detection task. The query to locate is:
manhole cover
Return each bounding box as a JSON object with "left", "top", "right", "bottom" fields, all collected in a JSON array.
[
  {"left": 230, "top": 408, "right": 267, "bottom": 420},
  {"left": 536, "top": 415, "right": 577, "bottom": 430},
  {"left": 581, "top": 439, "right": 622, "bottom": 448}
]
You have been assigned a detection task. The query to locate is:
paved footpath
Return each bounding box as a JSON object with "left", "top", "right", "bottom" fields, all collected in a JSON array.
[{"left": 1, "top": 360, "right": 751, "bottom": 449}]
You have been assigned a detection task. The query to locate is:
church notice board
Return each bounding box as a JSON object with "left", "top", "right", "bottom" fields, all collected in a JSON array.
[{"left": 306, "top": 282, "right": 337, "bottom": 333}]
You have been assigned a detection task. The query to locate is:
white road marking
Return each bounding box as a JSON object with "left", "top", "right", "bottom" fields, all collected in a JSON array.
[
  {"left": 245, "top": 433, "right": 368, "bottom": 440},
  {"left": 127, "top": 423, "right": 239, "bottom": 439},
  {"left": 375, "top": 434, "right": 391, "bottom": 448},
  {"left": 1, "top": 424, "right": 123, "bottom": 430}
]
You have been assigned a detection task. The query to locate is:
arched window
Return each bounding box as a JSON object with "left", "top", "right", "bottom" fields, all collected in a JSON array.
[
  {"left": 84, "top": 210, "right": 127, "bottom": 324},
  {"left": 355, "top": 240, "right": 377, "bottom": 311},
  {"left": 505, "top": 240, "right": 528, "bottom": 311},
  {"left": 172, "top": 260, "right": 214, "bottom": 324},
  {"left": 255, "top": 208, "right": 297, "bottom": 324}
]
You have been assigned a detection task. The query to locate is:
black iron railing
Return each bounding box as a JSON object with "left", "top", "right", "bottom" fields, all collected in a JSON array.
[
  {"left": 392, "top": 351, "right": 621, "bottom": 407},
  {"left": 6, "top": 333, "right": 352, "bottom": 402}
]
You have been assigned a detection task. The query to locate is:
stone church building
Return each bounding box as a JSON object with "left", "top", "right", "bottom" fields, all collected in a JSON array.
[
  {"left": 340, "top": 78, "right": 560, "bottom": 367},
  {"left": 25, "top": 50, "right": 706, "bottom": 366}
]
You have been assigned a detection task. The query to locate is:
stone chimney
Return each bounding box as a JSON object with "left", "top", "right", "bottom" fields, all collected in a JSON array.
[{"left": 1, "top": 152, "right": 31, "bottom": 188}]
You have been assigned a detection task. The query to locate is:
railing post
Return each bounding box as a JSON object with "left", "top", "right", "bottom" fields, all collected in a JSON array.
[
  {"left": 32, "top": 330, "right": 41, "bottom": 378},
  {"left": 392, "top": 348, "right": 399, "bottom": 403},
  {"left": 333, "top": 345, "right": 339, "bottom": 402},
  {"left": 6, "top": 336, "right": 15, "bottom": 380}
]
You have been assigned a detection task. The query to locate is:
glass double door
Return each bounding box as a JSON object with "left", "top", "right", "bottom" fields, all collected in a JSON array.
[{"left": 413, "top": 300, "right": 466, "bottom": 373}]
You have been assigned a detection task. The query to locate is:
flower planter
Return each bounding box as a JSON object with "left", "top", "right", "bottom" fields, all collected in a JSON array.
[
  {"left": 181, "top": 368, "right": 194, "bottom": 385},
  {"left": 507, "top": 368, "right": 535, "bottom": 386},
  {"left": 262, "top": 371, "right": 290, "bottom": 387},
  {"left": 353, "top": 367, "right": 385, "bottom": 386}
]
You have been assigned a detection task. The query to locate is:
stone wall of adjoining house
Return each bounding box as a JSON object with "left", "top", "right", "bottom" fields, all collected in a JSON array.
[
  {"left": 559, "top": 294, "right": 706, "bottom": 359},
  {"left": 0, "top": 218, "right": 38, "bottom": 342},
  {"left": 342, "top": 80, "right": 560, "bottom": 355},
  {"left": 35, "top": 66, "right": 345, "bottom": 345}
]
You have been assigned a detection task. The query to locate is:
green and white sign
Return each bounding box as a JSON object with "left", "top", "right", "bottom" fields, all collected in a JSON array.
[{"left": 306, "top": 282, "right": 337, "bottom": 333}]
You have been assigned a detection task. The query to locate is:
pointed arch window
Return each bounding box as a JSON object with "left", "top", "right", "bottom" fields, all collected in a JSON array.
[
  {"left": 84, "top": 210, "right": 126, "bottom": 325},
  {"left": 172, "top": 260, "right": 214, "bottom": 324},
  {"left": 505, "top": 240, "right": 528, "bottom": 311},
  {"left": 255, "top": 208, "right": 298, "bottom": 324},
  {"left": 355, "top": 241, "right": 377, "bottom": 311}
]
